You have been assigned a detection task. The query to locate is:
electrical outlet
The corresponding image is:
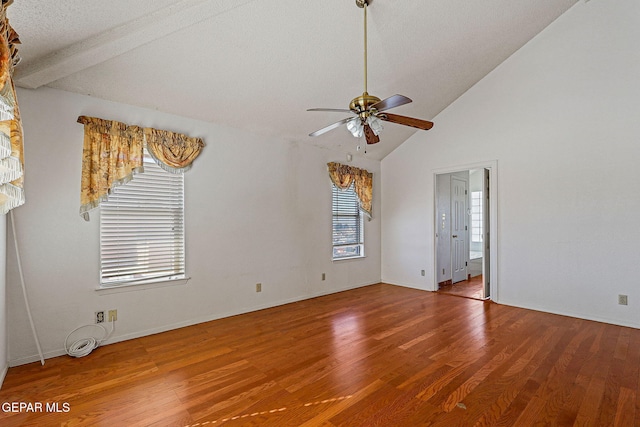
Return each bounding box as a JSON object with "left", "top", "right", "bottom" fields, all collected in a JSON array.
[
  {"left": 322, "top": 273, "right": 326, "bottom": 281},
  {"left": 618, "top": 295, "right": 628, "bottom": 305},
  {"left": 256, "top": 283, "right": 262, "bottom": 292},
  {"left": 421, "top": 270, "right": 426, "bottom": 277},
  {"left": 108, "top": 309, "right": 117, "bottom": 322},
  {"left": 95, "top": 311, "right": 105, "bottom": 324}
]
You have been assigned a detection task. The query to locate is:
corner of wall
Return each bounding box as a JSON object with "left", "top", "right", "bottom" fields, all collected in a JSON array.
[
  {"left": 0, "top": 364, "right": 7, "bottom": 390},
  {"left": 0, "top": 214, "right": 7, "bottom": 389}
]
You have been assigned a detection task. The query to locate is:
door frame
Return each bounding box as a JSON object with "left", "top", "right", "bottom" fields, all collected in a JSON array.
[{"left": 432, "top": 160, "right": 499, "bottom": 301}]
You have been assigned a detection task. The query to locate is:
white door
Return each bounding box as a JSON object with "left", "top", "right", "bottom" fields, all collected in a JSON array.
[
  {"left": 436, "top": 174, "right": 452, "bottom": 285},
  {"left": 483, "top": 169, "right": 490, "bottom": 298},
  {"left": 451, "top": 177, "right": 468, "bottom": 284}
]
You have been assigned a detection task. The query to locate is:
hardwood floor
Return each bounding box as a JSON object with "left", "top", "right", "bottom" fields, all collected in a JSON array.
[
  {"left": 1, "top": 283, "right": 638, "bottom": 426},
  {"left": 437, "top": 275, "right": 485, "bottom": 300}
]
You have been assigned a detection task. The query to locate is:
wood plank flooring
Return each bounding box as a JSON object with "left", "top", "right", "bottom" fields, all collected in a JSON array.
[
  {"left": 437, "top": 275, "right": 485, "bottom": 300},
  {"left": 1, "top": 283, "right": 638, "bottom": 426}
]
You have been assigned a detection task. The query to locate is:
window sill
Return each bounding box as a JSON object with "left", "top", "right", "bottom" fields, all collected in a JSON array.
[
  {"left": 332, "top": 255, "right": 366, "bottom": 262},
  {"left": 96, "top": 277, "right": 190, "bottom": 295}
]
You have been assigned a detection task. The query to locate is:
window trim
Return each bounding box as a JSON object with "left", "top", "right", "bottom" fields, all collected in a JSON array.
[{"left": 95, "top": 277, "right": 189, "bottom": 294}]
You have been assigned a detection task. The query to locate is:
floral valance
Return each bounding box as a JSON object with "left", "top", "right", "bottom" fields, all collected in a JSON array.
[
  {"left": 78, "top": 116, "right": 205, "bottom": 220},
  {"left": 144, "top": 127, "right": 205, "bottom": 174},
  {"left": 327, "top": 162, "right": 373, "bottom": 218},
  {"left": 0, "top": 0, "right": 24, "bottom": 215}
]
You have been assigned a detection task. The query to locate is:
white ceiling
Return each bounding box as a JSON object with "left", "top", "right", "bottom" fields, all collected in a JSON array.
[{"left": 8, "top": 0, "right": 578, "bottom": 160}]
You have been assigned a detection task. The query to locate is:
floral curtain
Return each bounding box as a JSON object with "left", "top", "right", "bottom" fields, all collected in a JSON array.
[
  {"left": 78, "top": 116, "right": 205, "bottom": 220},
  {"left": 0, "top": 0, "right": 24, "bottom": 215},
  {"left": 78, "top": 116, "right": 145, "bottom": 220},
  {"left": 327, "top": 162, "right": 373, "bottom": 218}
]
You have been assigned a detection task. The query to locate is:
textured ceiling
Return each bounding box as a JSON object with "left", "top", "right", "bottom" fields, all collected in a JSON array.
[{"left": 8, "top": 0, "right": 578, "bottom": 160}]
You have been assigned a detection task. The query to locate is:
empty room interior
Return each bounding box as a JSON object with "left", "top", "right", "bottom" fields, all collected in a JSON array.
[{"left": 0, "top": 0, "right": 639, "bottom": 425}]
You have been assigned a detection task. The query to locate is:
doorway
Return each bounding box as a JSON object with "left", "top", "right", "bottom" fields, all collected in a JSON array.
[{"left": 434, "top": 163, "right": 496, "bottom": 301}]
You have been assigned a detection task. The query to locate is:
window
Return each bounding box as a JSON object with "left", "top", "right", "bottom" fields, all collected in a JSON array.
[
  {"left": 471, "top": 191, "right": 483, "bottom": 243},
  {"left": 99, "top": 149, "right": 185, "bottom": 287},
  {"left": 332, "top": 183, "right": 364, "bottom": 260}
]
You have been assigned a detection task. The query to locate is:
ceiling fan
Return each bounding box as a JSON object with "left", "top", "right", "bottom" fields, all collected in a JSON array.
[{"left": 308, "top": 0, "right": 433, "bottom": 145}]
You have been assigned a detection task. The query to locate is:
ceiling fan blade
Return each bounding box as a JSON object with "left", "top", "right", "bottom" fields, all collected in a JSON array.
[
  {"left": 308, "top": 108, "right": 355, "bottom": 114},
  {"left": 309, "top": 116, "right": 355, "bottom": 137},
  {"left": 378, "top": 113, "right": 434, "bottom": 130},
  {"left": 363, "top": 124, "right": 380, "bottom": 145},
  {"left": 370, "top": 94, "right": 412, "bottom": 112}
]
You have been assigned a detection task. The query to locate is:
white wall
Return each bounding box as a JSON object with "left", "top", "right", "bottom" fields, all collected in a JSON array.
[
  {"left": 382, "top": 0, "right": 640, "bottom": 327},
  {"left": 7, "top": 86, "right": 381, "bottom": 365}
]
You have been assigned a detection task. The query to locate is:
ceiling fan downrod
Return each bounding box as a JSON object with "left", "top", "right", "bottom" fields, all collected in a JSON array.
[
  {"left": 357, "top": 0, "right": 369, "bottom": 95},
  {"left": 349, "top": 0, "right": 380, "bottom": 116}
]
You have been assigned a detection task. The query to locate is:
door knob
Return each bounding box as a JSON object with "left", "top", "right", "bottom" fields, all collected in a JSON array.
[{"left": 452, "top": 235, "right": 458, "bottom": 238}]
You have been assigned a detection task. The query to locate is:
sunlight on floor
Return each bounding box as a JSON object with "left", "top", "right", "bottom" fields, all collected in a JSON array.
[{"left": 185, "top": 395, "right": 353, "bottom": 426}]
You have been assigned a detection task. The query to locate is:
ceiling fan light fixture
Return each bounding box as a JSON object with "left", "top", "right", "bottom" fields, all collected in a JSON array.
[
  {"left": 367, "top": 115, "right": 383, "bottom": 136},
  {"left": 346, "top": 118, "right": 364, "bottom": 138}
]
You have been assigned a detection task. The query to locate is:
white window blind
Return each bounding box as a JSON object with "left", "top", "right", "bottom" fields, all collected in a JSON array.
[
  {"left": 100, "top": 151, "right": 185, "bottom": 287},
  {"left": 471, "top": 191, "right": 483, "bottom": 243},
  {"left": 332, "top": 183, "right": 364, "bottom": 260}
]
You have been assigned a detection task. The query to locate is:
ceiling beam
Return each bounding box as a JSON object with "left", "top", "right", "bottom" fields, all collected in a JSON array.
[{"left": 15, "top": 0, "right": 256, "bottom": 89}]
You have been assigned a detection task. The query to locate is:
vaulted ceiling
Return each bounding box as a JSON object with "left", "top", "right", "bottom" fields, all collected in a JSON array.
[{"left": 8, "top": 0, "right": 578, "bottom": 159}]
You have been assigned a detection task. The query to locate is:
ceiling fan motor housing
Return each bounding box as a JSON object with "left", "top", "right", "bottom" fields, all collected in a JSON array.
[{"left": 350, "top": 92, "right": 381, "bottom": 117}]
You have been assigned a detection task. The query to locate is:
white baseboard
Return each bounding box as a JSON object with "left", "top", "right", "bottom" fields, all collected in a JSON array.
[
  {"left": 370, "top": 281, "right": 640, "bottom": 330},
  {"left": 498, "top": 299, "right": 640, "bottom": 330},
  {"left": 382, "top": 280, "right": 434, "bottom": 292},
  {"left": 9, "top": 281, "right": 379, "bottom": 367}
]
